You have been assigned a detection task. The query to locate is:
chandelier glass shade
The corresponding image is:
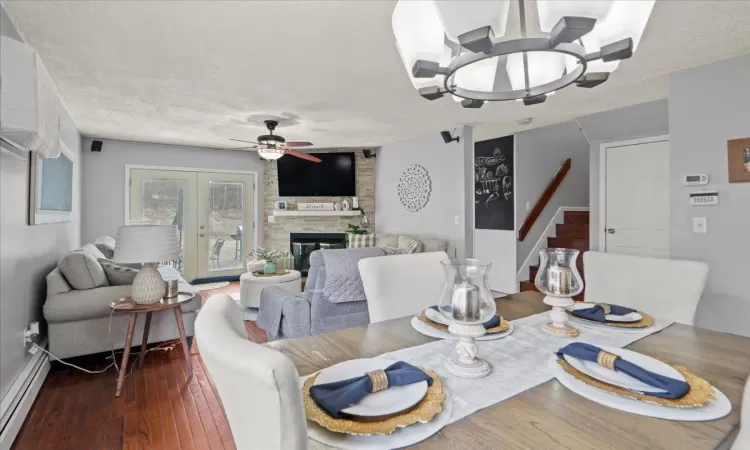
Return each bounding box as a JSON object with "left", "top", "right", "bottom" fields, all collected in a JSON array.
[{"left": 392, "top": 0, "right": 655, "bottom": 107}]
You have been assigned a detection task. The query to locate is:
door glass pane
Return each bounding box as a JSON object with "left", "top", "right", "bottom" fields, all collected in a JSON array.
[
  {"left": 138, "top": 179, "right": 186, "bottom": 272},
  {"left": 207, "top": 181, "right": 244, "bottom": 272}
]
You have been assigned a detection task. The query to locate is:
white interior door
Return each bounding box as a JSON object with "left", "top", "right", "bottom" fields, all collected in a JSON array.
[
  {"left": 196, "top": 172, "right": 255, "bottom": 280},
  {"left": 603, "top": 138, "right": 670, "bottom": 257}
]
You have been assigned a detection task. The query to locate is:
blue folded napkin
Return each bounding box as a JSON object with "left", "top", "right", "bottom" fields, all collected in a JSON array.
[
  {"left": 557, "top": 343, "right": 690, "bottom": 399},
  {"left": 572, "top": 303, "right": 636, "bottom": 323},
  {"left": 430, "top": 306, "right": 501, "bottom": 329},
  {"left": 309, "top": 361, "right": 433, "bottom": 418}
]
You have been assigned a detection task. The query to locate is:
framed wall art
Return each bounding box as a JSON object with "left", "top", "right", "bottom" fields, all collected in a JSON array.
[{"left": 728, "top": 137, "right": 750, "bottom": 183}]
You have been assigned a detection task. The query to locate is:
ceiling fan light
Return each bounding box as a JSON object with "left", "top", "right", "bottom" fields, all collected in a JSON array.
[
  {"left": 392, "top": 1, "right": 446, "bottom": 89},
  {"left": 257, "top": 145, "right": 284, "bottom": 161},
  {"left": 433, "top": 0, "right": 511, "bottom": 43}
]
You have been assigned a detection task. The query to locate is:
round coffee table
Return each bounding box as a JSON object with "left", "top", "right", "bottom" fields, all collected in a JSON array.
[
  {"left": 240, "top": 269, "right": 302, "bottom": 309},
  {"left": 109, "top": 292, "right": 196, "bottom": 397}
]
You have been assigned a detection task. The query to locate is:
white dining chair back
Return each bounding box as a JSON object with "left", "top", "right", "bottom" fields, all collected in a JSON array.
[
  {"left": 196, "top": 294, "right": 307, "bottom": 450},
  {"left": 359, "top": 251, "right": 449, "bottom": 323},
  {"left": 583, "top": 251, "right": 709, "bottom": 325},
  {"left": 731, "top": 375, "right": 750, "bottom": 449}
]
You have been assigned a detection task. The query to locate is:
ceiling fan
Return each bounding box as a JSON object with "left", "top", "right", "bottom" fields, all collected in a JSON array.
[{"left": 229, "top": 120, "right": 321, "bottom": 162}]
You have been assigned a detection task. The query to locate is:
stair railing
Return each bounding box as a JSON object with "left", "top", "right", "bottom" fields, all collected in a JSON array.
[{"left": 518, "top": 158, "right": 571, "bottom": 241}]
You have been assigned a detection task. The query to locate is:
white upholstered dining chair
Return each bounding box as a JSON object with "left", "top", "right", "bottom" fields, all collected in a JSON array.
[
  {"left": 195, "top": 294, "right": 307, "bottom": 450},
  {"left": 731, "top": 376, "right": 750, "bottom": 450},
  {"left": 583, "top": 251, "right": 709, "bottom": 325},
  {"left": 359, "top": 251, "right": 449, "bottom": 323}
]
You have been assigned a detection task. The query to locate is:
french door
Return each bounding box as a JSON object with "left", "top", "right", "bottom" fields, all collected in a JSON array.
[{"left": 129, "top": 168, "right": 255, "bottom": 281}]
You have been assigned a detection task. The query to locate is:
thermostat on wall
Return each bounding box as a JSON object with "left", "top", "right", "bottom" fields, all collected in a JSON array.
[
  {"left": 690, "top": 189, "right": 719, "bottom": 206},
  {"left": 682, "top": 173, "right": 709, "bottom": 186}
]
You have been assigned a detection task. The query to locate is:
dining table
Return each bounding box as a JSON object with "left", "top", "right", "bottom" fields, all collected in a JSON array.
[{"left": 266, "top": 291, "right": 750, "bottom": 449}]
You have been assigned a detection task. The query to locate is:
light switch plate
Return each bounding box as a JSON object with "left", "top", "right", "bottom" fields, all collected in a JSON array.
[
  {"left": 692, "top": 217, "right": 707, "bottom": 234},
  {"left": 454, "top": 215, "right": 460, "bottom": 225}
]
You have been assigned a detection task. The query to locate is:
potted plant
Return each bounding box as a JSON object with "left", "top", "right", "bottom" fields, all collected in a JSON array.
[{"left": 248, "top": 248, "right": 291, "bottom": 274}]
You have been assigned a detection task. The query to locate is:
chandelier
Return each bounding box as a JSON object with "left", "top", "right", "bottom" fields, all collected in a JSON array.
[{"left": 392, "top": 0, "right": 655, "bottom": 107}]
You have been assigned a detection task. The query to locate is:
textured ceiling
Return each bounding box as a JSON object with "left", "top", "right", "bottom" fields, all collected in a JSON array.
[{"left": 5, "top": 1, "right": 750, "bottom": 149}]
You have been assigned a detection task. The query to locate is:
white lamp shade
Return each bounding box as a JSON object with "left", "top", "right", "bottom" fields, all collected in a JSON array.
[
  {"left": 506, "top": 51, "right": 565, "bottom": 91},
  {"left": 392, "top": 0, "right": 447, "bottom": 89},
  {"left": 542, "top": 0, "right": 655, "bottom": 75},
  {"left": 114, "top": 225, "right": 180, "bottom": 263},
  {"left": 537, "top": 1, "right": 615, "bottom": 32},
  {"left": 454, "top": 56, "right": 500, "bottom": 95},
  {"left": 433, "top": 0, "right": 511, "bottom": 42}
]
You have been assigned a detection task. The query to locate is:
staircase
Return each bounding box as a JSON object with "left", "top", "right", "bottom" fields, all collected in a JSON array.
[{"left": 520, "top": 211, "right": 590, "bottom": 301}]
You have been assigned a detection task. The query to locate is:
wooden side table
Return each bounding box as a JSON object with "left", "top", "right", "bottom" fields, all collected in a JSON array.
[{"left": 109, "top": 292, "right": 196, "bottom": 397}]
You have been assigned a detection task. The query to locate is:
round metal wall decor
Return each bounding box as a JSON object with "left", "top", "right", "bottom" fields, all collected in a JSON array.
[{"left": 397, "top": 164, "right": 431, "bottom": 212}]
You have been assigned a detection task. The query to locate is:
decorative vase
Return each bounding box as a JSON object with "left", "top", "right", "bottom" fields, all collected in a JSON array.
[
  {"left": 342, "top": 198, "right": 351, "bottom": 211},
  {"left": 437, "top": 258, "right": 496, "bottom": 379},
  {"left": 264, "top": 261, "right": 277, "bottom": 275},
  {"left": 334, "top": 203, "right": 342, "bottom": 211},
  {"left": 535, "top": 248, "right": 583, "bottom": 338}
]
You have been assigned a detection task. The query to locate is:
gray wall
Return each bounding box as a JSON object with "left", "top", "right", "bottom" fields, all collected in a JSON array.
[
  {"left": 669, "top": 54, "right": 750, "bottom": 337},
  {"left": 514, "top": 121, "right": 589, "bottom": 268},
  {"left": 80, "top": 139, "right": 265, "bottom": 244},
  {"left": 0, "top": 6, "right": 82, "bottom": 400},
  {"left": 582, "top": 99, "right": 670, "bottom": 249},
  {"left": 375, "top": 129, "right": 468, "bottom": 258}
]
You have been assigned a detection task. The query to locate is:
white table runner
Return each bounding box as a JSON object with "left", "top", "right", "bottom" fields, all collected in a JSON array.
[
  {"left": 380, "top": 312, "right": 671, "bottom": 424},
  {"left": 307, "top": 312, "right": 671, "bottom": 449}
]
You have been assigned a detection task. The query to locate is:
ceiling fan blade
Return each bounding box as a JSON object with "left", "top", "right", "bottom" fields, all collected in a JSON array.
[
  {"left": 283, "top": 148, "right": 322, "bottom": 162},
  {"left": 230, "top": 138, "right": 260, "bottom": 145},
  {"left": 285, "top": 141, "right": 314, "bottom": 148},
  {"left": 216, "top": 146, "right": 258, "bottom": 152}
]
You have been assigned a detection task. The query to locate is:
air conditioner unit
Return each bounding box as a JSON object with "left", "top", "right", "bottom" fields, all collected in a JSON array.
[{"left": 0, "top": 35, "right": 61, "bottom": 159}]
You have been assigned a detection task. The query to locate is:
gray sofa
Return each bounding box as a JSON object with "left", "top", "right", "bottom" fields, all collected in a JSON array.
[
  {"left": 44, "top": 242, "right": 200, "bottom": 359},
  {"left": 257, "top": 247, "right": 384, "bottom": 340}
]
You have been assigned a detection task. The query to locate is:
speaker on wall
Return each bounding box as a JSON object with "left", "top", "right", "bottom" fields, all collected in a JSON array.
[
  {"left": 91, "top": 140, "right": 103, "bottom": 152},
  {"left": 362, "top": 149, "right": 376, "bottom": 159}
]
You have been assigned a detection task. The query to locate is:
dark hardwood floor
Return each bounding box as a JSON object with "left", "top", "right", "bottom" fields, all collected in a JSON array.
[{"left": 12, "top": 281, "right": 265, "bottom": 450}]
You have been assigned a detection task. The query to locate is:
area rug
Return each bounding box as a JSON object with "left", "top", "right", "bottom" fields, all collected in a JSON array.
[
  {"left": 229, "top": 293, "right": 258, "bottom": 321},
  {"left": 194, "top": 281, "right": 230, "bottom": 291}
]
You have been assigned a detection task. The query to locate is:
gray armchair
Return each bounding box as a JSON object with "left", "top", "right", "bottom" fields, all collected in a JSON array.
[{"left": 257, "top": 248, "right": 383, "bottom": 340}]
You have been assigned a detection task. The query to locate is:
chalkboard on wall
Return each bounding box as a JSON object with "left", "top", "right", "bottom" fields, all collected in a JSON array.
[{"left": 474, "top": 135, "right": 514, "bottom": 231}]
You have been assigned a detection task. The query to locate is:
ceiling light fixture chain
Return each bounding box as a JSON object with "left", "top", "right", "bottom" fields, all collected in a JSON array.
[{"left": 392, "top": 0, "right": 655, "bottom": 108}]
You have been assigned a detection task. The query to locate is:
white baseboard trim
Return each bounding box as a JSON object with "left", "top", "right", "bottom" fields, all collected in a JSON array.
[
  {"left": 0, "top": 343, "right": 50, "bottom": 450},
  {"left": 517, "top": 206, "right": 590, "bottom": 282}
]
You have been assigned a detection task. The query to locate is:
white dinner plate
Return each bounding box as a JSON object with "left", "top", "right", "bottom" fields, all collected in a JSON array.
[
  {"left": 411, "top": 316, "right": 514, "bottom": 341},
  {"left": 549, "top": 355, "right": 732, "bottom": 421},
  {"left": 568, "top": 316, "right": 661, "bottom": 334},
  {"left": 307, "top": 391, "right": 453, "bottom": 449},
  {"left": 562, "top": 345, "right": 684, "bottom": 395},
  {"left": 570, "top": 302, "right": 642, "bottom": 323},
  {"left": 313, "top": 358, "right": 428, "bottom": 418}
]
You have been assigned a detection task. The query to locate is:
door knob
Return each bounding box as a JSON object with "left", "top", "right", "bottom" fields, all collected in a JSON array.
[
  {"left": 199, "top": 233, "right": 205, "bottom": 237},
  {"left": 606, "top": 228, "right": 616, "bottom": 234},
  {"left": 200, "top": 225, "right": 205, "bottom": 230}
]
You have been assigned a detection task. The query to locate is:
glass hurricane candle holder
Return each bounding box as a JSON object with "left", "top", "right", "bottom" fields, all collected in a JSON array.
[
  {"left": 535, "top": 248, "right": 583, "bottom": 338},
  {"left": 438, "top": 259, "right": 496, "bottom": 378}
]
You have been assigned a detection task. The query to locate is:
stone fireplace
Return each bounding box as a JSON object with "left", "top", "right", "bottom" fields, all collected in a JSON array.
[{"left": 289, "top": 232, "right": 347, "bottom": 276}]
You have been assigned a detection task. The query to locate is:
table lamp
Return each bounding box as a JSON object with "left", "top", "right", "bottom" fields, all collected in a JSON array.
[{"left": 114, "top": 225, "right": 180, "bottom": 304}]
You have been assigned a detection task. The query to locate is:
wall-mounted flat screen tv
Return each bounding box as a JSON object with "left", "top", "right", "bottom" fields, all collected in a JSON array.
[{"left": 277, "top": 152, "right": 356, "bottom": 197}]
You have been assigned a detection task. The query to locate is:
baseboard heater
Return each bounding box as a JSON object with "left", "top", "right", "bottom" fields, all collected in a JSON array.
[{"left": 0, "top": 341, "right": 50, "bottom": 450}]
